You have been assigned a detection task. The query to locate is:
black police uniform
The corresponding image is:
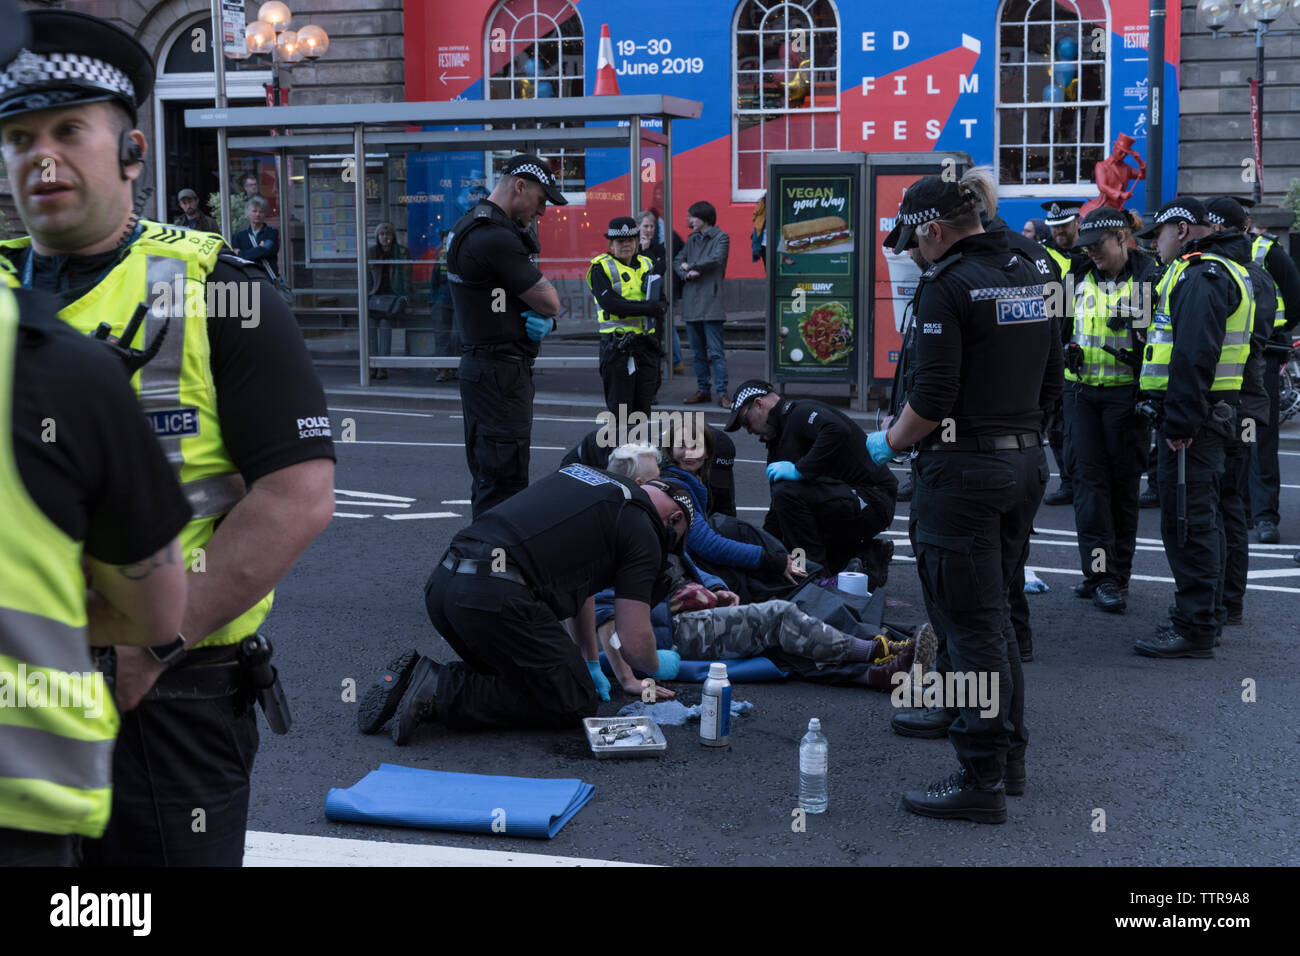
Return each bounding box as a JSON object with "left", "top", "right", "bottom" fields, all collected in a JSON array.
[
  {"left": 988, "top": 215, "right": 1058, "bottom": 660},
  {"left": 1063, "top": 248, "right": 1161, "bottom": 604},
  {"left": 446, "top": 198, "right": 550, "bottom": 517},
  {"left": 906, "top": 229, "right": 1060, "bottom": 791},
  {"left": 423, "top": 465, "right": 673, "bottom": 730},
  {"left": 1245, "top": 236, "right": 1300, "bottom": 532},
  {"left": 1, "top": 289, "right": 191, "bottom": 866},
  {"left": 759, "top": 398, "right": 897, "bottom": 573},
  {"left": 1212, "top": 230, "right": 1276, "bottom": 626},
  {"left": 1138, "top": 235, "right": 1245, "bottom": 654}
]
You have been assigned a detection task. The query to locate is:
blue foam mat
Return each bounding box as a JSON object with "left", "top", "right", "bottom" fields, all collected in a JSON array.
[{"left": 325, "top": 763, "right": 595, "bottom": 839}]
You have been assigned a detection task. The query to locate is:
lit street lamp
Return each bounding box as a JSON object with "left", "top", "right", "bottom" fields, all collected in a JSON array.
[{"left": 1195, "top": 0, "right": 1300, "bottom": 203}]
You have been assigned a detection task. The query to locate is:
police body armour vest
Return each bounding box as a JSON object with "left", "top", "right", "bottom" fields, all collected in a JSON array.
[
  {"left": 1251, "top": 235, "right": 1287, "bottom": 329},
  {"left": 0, "top": 283, "right": 119, "bottom": 837},
  {"left": 1139, "top": 252, "right": 1253, "bottom": 395},
  {"left": 445, "top": 201, "right": 533, "bottom": 349},
  {"left": 587, "top": 253, "right": 654, "bottom": 335},
  {"left": 1067, "top": 271, "right": 1141, "bottom": 386},
  {"left": 0, "top": 222, "right": 267, "bottom": 648},
  {"left": 458, "top": 465, "right": 669, "bottom": 619}
]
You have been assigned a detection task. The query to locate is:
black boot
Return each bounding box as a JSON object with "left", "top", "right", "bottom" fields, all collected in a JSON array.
[
  {"left": 1134, "top": 629, "right": 1214, "bottom": 660},
  {"left": 1042, "top": 482, "right": 1073, "bottom": 506},
  {"left": 1005, "top": 758, "right": 1026, "bottom": 797},
  {"left": 896, "top": 477, "right": 913, "bottom": 502},
  {"left": 392, "top": 656, "right": 442, "bottom": 745},
  {"left": 358, "top": 649, "right": 423, "bottom": 735},
  {"left": 901, "top": 768, "right": 1007, "bottom": 824},
  {"left": 1092, "top": 581, "right": 1126, "bottom": 613},
  {"left": 860, "top": 538, "right": 894, "bottom": 590},
  {"left": 890, "top": 705, "right": 954, "bottom": 739}
]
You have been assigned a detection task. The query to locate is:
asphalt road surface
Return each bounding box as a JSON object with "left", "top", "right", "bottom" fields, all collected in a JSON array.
[{"left": 249, "top": 404, "right": 1300, "bottom": 866}]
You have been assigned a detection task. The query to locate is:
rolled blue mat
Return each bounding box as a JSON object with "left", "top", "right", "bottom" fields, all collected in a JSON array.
[
  {"left": 325, "top": 763, "right": 595, "bottom": 839},
  {"left": 598, "top": 653, "right": 787, "bottom": 683}
]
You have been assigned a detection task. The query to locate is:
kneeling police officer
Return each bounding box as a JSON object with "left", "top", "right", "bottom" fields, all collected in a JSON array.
[{"left": 358, "top": 467, "right": 692, "bottom": 741}]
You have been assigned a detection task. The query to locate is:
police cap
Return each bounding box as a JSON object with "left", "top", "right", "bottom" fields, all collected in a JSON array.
[
  {"left": 605, "top": 216, "right": 638, "bottom": 239},
  {"left": 1041, "top": 200, "right": 1083, "bottom": 227},
  {"left": 724, "top": 379, "right": 775, "bottom": 432},
  {"left": 1135, "top": 198, "right": 1209, "bottom": 239},
  {"left": 888, "top": 175, "right": 979, "bottom": 252},
  {"left": 500, "top": 153, "right": 568, "bottom": 206},
  {"left": 1073, "top": 207, "right": 1132, "bottom": 248},
  {"left": 1204, "top": 197, "right": 1249, "bottom": 231},
  {"left": 0, "top": 10, "right": 154, "bottom": 124}
]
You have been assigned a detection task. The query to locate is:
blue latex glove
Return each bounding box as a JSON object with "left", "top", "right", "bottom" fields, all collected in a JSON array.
[
  {"left": 766, "top": 461, "right": 803, "bottom": 483},
  {"left": 586, "top": 661, "right": 611, "bottom": 702},
  {"left": 866, "top": 429, "right": 896, "bottom": 465},
  {"left": 651, "top": 649, "right": 681, "bottom": 681},
  {"left": 522, "top": 309, "right": 554, "bottom": 342}
]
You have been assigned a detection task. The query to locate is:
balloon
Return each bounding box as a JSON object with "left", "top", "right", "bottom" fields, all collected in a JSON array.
[
  {"left": 1057, "top": 36, "right": 1078, "bottom": 59},
  {"left": 537, "top": 80, "right": 555, "bottom": 98},
  {"left": 1055, "top": 64, "right": 1077, "bottom": 87},
  {"left": 1042, "top": 82, "right": 1064, "bottom": 103}
]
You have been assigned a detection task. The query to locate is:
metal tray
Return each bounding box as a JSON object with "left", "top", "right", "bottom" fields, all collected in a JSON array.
[{"left": 583, "top": 716, "right": 668, "bottom": 759}]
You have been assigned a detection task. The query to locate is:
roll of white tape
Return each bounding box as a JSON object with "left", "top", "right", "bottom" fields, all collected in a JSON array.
[{"left": 837, "top": 571, "right": 871, "bottom": 596}]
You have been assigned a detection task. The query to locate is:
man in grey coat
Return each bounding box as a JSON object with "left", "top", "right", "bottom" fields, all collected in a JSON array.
[{"left": 674, "top": 200, "right": 731, "bottom": 407}]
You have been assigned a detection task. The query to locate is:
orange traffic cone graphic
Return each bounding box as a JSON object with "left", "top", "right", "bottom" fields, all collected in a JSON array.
[{"left": 595, "top": 24, "right": 620, "bottom": 96}]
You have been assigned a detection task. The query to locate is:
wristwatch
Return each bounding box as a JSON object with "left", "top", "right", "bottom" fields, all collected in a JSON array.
[{"left": 147, "top": 634, "right": 188, "bottom": 667}]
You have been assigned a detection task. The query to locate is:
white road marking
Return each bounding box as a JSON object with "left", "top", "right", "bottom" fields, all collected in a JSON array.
[
  {"left": 336, "top": 489, "right": 417, "bottom": 502},
  {"left": 327, "top": 501, "right": 411, "bottom": 508},
  {"left": 332, "top": 513, "right": 375, "bottom": 519},
  {"left": 384, "top": 512, "right": 462, "bottom": 520},
  {"left": 243, "top": 830, "right": 645, "bottom": 868},
  {"left": 340, "top": 441, "right": 565, "bottom": 450},
  {"left": 329, "top": 406, "right": 436, "bottom": 418},
  {"left": 1244, "top": 567, "right": 1300, "bottom": 580},
  {"left": 441, "top": 499, "right": 472, "bottom": 505}
]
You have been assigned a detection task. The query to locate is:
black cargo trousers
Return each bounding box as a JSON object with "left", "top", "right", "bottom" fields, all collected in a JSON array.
[
  {"left": 909, "top": 442, "right": 1047, "bottom": 788},
  {"left": 424, "top": 558, "right": 599, "bottom": 731},
  {"left": 459, "top": 348, "right": 535, "bottom": 518}
]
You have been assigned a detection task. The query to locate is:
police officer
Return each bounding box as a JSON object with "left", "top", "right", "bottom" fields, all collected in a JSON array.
[
  {"left": 1221, "top": 200, "right": 1300, "bottom": 544},
  {"left": 446, "top": 153, "right": 568, "bottom": 517},
  {"left": 1039, "top": 200, "right": 1088, "bottom": 506},
  {"left": 867, "top": 168, "right": 1060, "bottom": 823},
  {"left": 0, "top": 9, "right": 337, "bottom": 865},
  {"left": 589, "top": 216, "right": 664, "bottom": 418},
  {"left": 1062, "top": 207, "right": 1161, "bottom": 613},
  {"left": 726, "top": 380, "right": 898, "bottom": 585},
  {"left": 1185, "top": 197, "right": 1277, "bottom": 631},
  {"left": 0, "top": 271, "right": 192, "bottom": 866},
  {"left": 356, "top": 466, "right": 690, "bottom": 740},
  {"left": 1132, "top": 198, "right": 1253, "bottom": 659}
]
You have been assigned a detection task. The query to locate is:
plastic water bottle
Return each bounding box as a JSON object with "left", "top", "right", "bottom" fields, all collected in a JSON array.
[
  {"left": 699, "top": 662, "right": 731, "bottom": 747},
  {"left": 799, "top": 718, "right": 828, "bottom": 813}
]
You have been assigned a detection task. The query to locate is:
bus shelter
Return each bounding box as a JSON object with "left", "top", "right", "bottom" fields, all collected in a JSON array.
[{"left": 184, "top": 95, "right": 702, "bottom": 385}]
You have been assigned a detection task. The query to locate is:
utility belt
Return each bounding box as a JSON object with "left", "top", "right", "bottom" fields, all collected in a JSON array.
[
  {"left": 441, "top": 551, "right": 532, "bottom": 589},
  {"left": 1135, "top": 396, "right": 1237, "bottom": 437},
  {"left": 605, "top": 328, "right": 663, "bottom": 357},
  {"left": 96, "top": 635, "right": 292, "bottom": 733},
  {"left": 461, "top": 343, "right": 533, "bottom": 365},
  {"left": 920, "top": 431, "right": 1041, "bottom": 454}
]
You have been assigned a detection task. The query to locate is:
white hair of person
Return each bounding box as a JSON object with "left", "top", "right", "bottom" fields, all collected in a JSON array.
[{"left": 607, "top": 442, "right": 661, "bottom": 482}]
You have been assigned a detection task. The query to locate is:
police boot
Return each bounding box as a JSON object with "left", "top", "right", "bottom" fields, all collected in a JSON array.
[
  {"left": 1042, "top": 482, "right": 1073, "bottom": 506},
  {"left": 1092, "top": 581, "right": 1126, "bottom": 613},
  {"left": 1155, "top": 617, "right": 1221, "bottom": 647},
  {"left": 1139, "top": 484, "right": 1159, "bottom": 508},
  {"left": 1073, "top": 579, "right": 1098, "bottom": 599},
  {"left": 358, "top": 649, "right": 422, "bottom": 735},
  {"left": 1133, "top": 629, "right": 1214, "bottom": 660},
  {"left": 1256, "top": 521, "right": 1280, "bottom": 544},
  {"left": 896, "top": 477, "right": 914, "bottom": 502},
  {"left": 1005, "top": 757, "right": 1026, "bottom": 797},
  {"left": 890, "top": 704, "right": 954, "bottom": 738},
  {"left": 859, "top": 538, "right": 894, "bottom": 590},
  {"left": 901, "top": 767, "right": 1007, "bottom": 824},
  {"left": 392, "top": 656, "right": 442, "bottom": 745}
]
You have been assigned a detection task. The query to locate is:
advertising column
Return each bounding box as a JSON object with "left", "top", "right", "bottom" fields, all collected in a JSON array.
[{"left": 766, "top": 155, "right": 864, "bottom": 389}]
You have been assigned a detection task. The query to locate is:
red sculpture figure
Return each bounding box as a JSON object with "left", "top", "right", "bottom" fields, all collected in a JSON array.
[{"left": 1080, "top": 133, "right": 1146, "bottom": 217}]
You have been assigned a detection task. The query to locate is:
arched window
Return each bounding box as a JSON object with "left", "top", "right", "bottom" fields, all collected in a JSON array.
[
  {"left": 996, "top": 0, "right": 1109, "bottom": 194},
  {"left": 485, "top": 0, "right": 585, "bottom": 198},
  {"left": 733, "top": 0, "right": 840, "bottom": 201}
]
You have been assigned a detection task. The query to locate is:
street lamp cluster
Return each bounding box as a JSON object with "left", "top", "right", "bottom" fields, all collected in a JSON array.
[
  {"left": 1197, "top": 0, "right": 1300, "bottom": 34},
  {"left": 243, "top": 2, "right": 330, "bottom": 65}
]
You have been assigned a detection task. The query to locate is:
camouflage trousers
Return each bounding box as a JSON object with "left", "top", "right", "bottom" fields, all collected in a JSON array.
[{"left": 672, "top": 600, "right": 857, "bottom": 663}]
